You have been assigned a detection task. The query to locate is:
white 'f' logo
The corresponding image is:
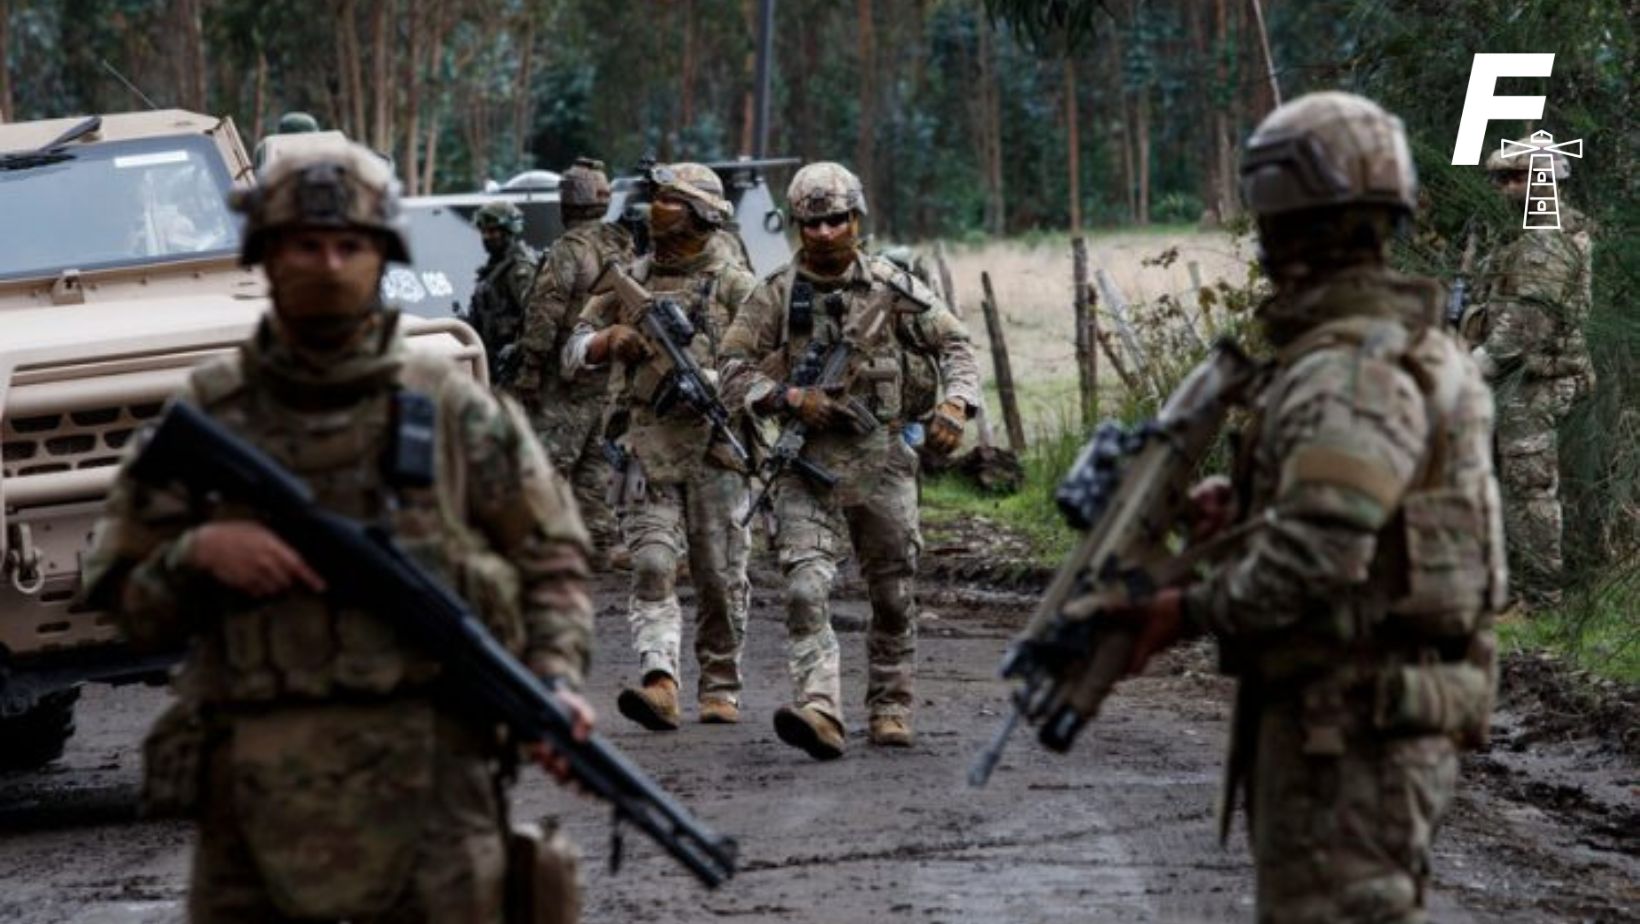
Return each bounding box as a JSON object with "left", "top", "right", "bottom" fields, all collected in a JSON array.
[{"left": 1451, "top": 53, "right": 1556, "bottom": 165}]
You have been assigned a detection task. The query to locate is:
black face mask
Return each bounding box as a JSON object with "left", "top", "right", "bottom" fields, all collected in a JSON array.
[{"left": 482, "top": 234, "right": 509, "bottom": 258}]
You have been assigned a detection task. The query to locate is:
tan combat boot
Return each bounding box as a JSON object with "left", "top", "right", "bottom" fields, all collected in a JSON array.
[
  {"left": 617, "top": 675, "right": 680, "bottom": 731},
  {"left": 868, "top": 714, "right": 913, "bottom": 747},
  {"left": 699, "top": 698, "right": 741, "bottom": 725},
  {"left": 772, "top": 704, "right": 845, "bottom": 760}
]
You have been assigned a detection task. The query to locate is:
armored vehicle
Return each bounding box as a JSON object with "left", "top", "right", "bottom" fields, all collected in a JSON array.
[{"left": 0, "top": 110, "right": 484, "bottom": 770}]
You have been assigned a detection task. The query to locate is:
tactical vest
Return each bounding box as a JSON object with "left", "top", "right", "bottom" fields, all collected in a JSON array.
[
  {"left": 1242, "top": 316, "right": 1508, "bottom": 675},
  {"left": 775, "top": 257, "right": 942, "bottom": 427},
  {"left": 184, "top": 329, "right": 526, "bottom": 707}
]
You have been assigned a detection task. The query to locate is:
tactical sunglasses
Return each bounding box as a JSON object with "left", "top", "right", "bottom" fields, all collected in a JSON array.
[{"left": 798, "top": 212, "right": 852, "bottom": 231}]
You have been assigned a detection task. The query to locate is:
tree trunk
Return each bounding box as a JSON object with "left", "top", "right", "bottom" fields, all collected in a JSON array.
[
  {"left": 978, "top": 16, "right": 1005, "bottom": 235},
  {"left": 251, "top": 50, "right": 268, "bottom": 142},
  {"left": 340, "top": 0, "right": 367, "bottom": 139},
  {"left": 679, "top": 0, "right": 697, "bottom": 134},
  {"left": 1213, "top": 0, "right": 1237, "bottom": 220},
  {"left": 403, "top": 0, "right": 422, "bottom": 197},
  {"left": 1135, "top": 86, "right": 1151, "bottom": 225},
  {"left": 1064, "top": 56, "right": 1081, "bottom": 231},
  {"left": 423, "top": 0, "right": 452, "bottom": 193},
  {"left": 512, "top": 11, "right": 536, "bottom": 166},
  {"left": 371, "top": 0, "right": 391, "bottom": 153},
  {"left": 854, "top": 0, "right": 877, "bottom": 215},
  {"left": 739, "top": 0, "right": 756, "bottom": 154},
  {"left": 0, "top": 0, "right": 13, "bottom": 123}
]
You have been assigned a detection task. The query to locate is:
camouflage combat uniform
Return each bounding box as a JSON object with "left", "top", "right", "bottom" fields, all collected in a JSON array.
[
  {"left": 84, "top": 316, "right": 592, "bottom": 923},
  {"left": 563, "top": 248, "right": 756, "bottom": 707},
  {"left": 468, "top": 236, "right": 540, "bottom": 380},
  {"left": 516, "top": 216, "right": 635, "bottom": 560},
  {"left": 80, "top": 141, "right": 593, "bottom": 924},
  {"left": 1185, "top": 93, "right": 1505, "bottom": 924},
  {"left": 720, "top": 251, "right": 980, "bottom": 728},
  {"left": 1469, "top": 205, "right": 1594, "bottom": 600}
]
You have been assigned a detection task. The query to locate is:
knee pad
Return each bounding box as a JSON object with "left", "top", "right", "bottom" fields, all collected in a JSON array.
[{"left": 632, "top": 545, "right": 676, "bottom": 601}]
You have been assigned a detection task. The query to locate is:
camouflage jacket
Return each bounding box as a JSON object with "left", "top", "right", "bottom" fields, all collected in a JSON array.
[
  {"left": 1186, "top": 268, "right": 1505, "bottom": 682},
  {"left": 564, "top": 249, "right": 757, "bottom": 484},
  {"left": 468, "top": 239, "right": 540, "bottom": 366},
  {"left": 514, "top": 220, "right": 635, "bottom": 403},
  {"left": 1468, "top": 207, "right": 1594, "bottom": 388},
  {"left": 720, "top": 251, "right": 981, "bottom": 492},
  {"left": 81, "top": 312, "right": 595, "bottom": 702}
]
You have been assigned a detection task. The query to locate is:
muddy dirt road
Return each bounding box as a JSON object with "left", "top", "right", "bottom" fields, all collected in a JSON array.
[{"left": 1, "top": 562, "right": 1635, "bottom": 923}]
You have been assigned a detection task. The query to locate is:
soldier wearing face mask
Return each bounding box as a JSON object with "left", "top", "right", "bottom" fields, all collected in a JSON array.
[
  {"left": 563, "top": 163, "right": 756, "bottom": 730},
  {"left": 81, "top": 140, "right": 596, "bottom": 923},
  {"left": 718, "top": 161, "right": 981, "bottom": 759}
]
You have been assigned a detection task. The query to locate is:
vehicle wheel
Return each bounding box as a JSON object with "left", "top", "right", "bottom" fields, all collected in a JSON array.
[{"left": 0, "top": 687, "right": 80, "bottom": 770}]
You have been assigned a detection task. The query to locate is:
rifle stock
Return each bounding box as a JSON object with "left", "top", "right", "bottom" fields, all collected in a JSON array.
[
  {"left": 128, "top": 403, "right": 738, "bottom": 888},
  {"left": 969, "top": 341, "right": 1260, "bottom": 786}
]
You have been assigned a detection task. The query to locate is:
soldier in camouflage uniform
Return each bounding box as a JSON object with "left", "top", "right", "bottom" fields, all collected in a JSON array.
[
  {"left": 1466, "top": 148, "right": 1595, "bottom": 602},
  {"left": 516, "top": 158, "right": 635, "bottom": 569},
  {"left": 1115, "top": 93, "right": 1505, "bottom": 923},
  {"left": 719, "top": 162, "right": 981, "bottom": 758},
  {"left": 80, "top": 140, "right": 596, "bottom": 923},
  {"left": 563, "top": 163, "right": 755, "bottom": 729},
  {"left": 466, "top": 200, "right": 540, "bottom": 385}
]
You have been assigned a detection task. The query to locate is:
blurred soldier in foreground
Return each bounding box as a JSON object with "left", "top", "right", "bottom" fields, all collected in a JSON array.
[
  {"left": 80, "top": 139, "right": 595, "bottom": 922},
  {"left": 467, "top": 200, "right": 539, "bottom": 384},
  {"left": 719, "top": 162, "right": 981, "bottom": 758},
  {"left": 517, "top": 158, "right": 635, "bottom": 569},
  {"left": 1465, "top": 148, "right": 1595, "bottom": 603},
  {"left": 564, "top": 163, "right": 755, "bottom": 729},
  {"left": 1113, "top": 92, "right": 1505, "bottom": 922}
]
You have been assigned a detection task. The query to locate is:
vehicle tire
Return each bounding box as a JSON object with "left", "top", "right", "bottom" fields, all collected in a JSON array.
[{"left": 0, "top": 687, "right": 80, "bottom": 771}]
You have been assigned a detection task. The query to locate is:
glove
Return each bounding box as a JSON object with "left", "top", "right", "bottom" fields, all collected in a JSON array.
[
  {"left": 925, "top": 398, "right": 969, "bottom": 455},
  {"left": 1187, "top": 475, "right": 1236, "bottom": 543},
  {"left": 784, "top": 385, "right": 848, "bottom": 430},
  {"left": 590, "top": 325, "right": 649, "bottom": 364},
  {"left": 1103, "top": 587, "right": 1186, "bottom": 676}
]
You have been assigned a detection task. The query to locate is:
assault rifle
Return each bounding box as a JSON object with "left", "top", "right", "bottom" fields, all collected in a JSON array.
[
  {"left": 1445, "top": 230, "right": 1479, "bottom": 330},
  {"left": 738, "top": 297, "right": 887, "bottom": 528},
  {"left": 595, "top": 262, "right": 750, "bottom": 467},
  {"left": 127, "top": 403, "right": 738, "bottom": 888},
  {"left": 969, "top": 341, "right": 1260, "bottom": 787}
]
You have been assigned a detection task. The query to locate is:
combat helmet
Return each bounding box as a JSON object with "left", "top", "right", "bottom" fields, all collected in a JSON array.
[
  {"left": 787, "top": 162, "right": 868, "bottom": 221},
  {"left": 276, "top": 111, "right": 320, "bottom": 134},
  {"left": 655, "top": 162, "right": 733, "bottom": 226},
  {"left": 560, "top": 157, "right": 613, "bottom": 209},
  {"left": 474, "top": 200, "right": 525, "bottom": 236},
  {"left": 232, "top": 137, "right": 409, "bottom": 266},
  {"left": 1239, "top": 91, "right": 1417, "bottom": 217}
]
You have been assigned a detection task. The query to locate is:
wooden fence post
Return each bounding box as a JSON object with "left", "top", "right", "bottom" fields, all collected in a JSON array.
[
  {"left": 1072, "top": 237, "right": 1095, "bottom": 430},
  {"left": 980, "top": 271, "right": 1027, "bottom": 455}
]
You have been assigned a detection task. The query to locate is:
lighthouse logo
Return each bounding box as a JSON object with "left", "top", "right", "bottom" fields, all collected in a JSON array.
[{"left": 1495, "top": 131, "right": 1584, "bottom": 231}]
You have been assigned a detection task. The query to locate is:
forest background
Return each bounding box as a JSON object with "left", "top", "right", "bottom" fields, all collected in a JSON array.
[{"left": 1, "top": 0, "right": 1636, "bottom": 673}]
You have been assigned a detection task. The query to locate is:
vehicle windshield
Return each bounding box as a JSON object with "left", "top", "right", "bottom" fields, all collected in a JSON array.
[{"left": 0, "top": 134, "right": 238, "bottom": 281}]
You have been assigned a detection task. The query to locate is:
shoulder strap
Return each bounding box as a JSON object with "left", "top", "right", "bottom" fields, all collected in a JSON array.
[{"left": 189, "top": 353, "right": 248, "bottom": 408}]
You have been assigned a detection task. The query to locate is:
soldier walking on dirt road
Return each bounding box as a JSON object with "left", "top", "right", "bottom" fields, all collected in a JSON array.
[
  {"left": 516, "top": 157, "right": 636, "bottom": 571},
  {"left": 80, "top": 139, "right": 596, "bottom": 923},
  {"left": 1109, "top": 92, "right": 1506, "bottom": 922},
  {"left": 564, "top": 163, "right": 756, "bottom": 730},
  {"left": 719, "top": 161, "right": 981, "bottom": 759}
]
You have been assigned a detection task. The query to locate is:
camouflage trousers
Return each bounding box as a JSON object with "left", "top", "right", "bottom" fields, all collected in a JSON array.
[
  {"left": 1250, "top": 699, "right": 1458, "bottom": 924},
  {"left": 771, "top": 464, "right": 921, "bottom": 725},
  {"left": 531, "top": 396, "right": 618, "bottom": 561},
  {"left": 1496, "top": 376, "right": 1579, "bottom": 599},
  {"left": 619, "top": 466, "right": 751, "bottom": 703},
  {"left": 188, "top": 701, "right": 508, "bottom": 923}
]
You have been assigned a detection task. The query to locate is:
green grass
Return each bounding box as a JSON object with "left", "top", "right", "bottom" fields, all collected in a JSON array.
[
  {"left": 1498, "top": 567, "right": 1640, "bottom": 684},
  {"left": 925, "top": 419, "right": 1090, "bottom": 566}
]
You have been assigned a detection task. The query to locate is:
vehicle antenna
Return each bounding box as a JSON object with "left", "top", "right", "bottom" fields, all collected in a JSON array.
[{"left": 99, "top": 58, "right": 161, "bottom": 111}]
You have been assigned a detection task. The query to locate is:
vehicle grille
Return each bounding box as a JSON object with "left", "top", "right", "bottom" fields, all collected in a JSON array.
[{"left": 1, "top": 402, "right": 165, "bottom": 478}]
